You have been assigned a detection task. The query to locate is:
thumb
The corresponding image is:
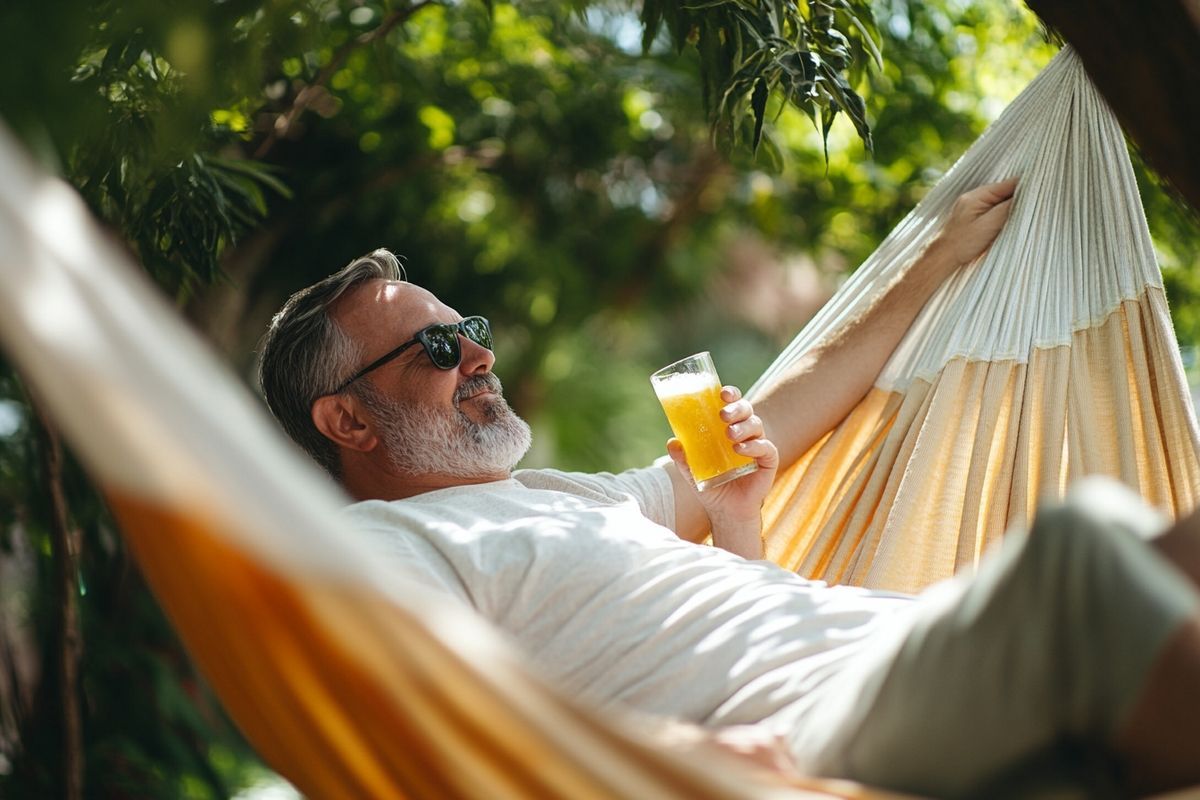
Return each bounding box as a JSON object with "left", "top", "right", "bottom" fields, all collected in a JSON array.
[
  {"left": 666, "top": 438, "right": 693, "bottom": 480},
  {"left": 972, "top": 177, "right": 1018, "bottom": 209}
]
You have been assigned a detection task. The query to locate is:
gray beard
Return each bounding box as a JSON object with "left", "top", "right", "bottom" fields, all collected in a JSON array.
[{"left": 354, "top": 373, "right": 532, "bottom": 479}]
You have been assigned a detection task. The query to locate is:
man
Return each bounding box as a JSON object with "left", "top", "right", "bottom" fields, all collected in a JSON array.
[{"left": 257, "top": 179, "right": 1200, "bottom": 797}]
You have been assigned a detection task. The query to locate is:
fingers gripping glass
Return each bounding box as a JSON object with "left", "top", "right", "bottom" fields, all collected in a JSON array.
[{"left": 334, "top": 316, "right": 492, "bottom": 393}]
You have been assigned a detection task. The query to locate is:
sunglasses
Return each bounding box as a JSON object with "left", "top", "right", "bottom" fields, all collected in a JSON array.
[{"left": 335, "top": 316, "right": 493, "bottom": 393}]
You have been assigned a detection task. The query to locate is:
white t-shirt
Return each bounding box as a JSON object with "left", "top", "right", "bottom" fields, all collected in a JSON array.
[{"left": 340, "top": 466, "right": 914, "bottom": 730}]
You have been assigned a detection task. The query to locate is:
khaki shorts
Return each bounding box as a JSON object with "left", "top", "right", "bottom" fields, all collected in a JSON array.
[{"left": 787, "top": 477, "right": 1200, "bottom": 797}]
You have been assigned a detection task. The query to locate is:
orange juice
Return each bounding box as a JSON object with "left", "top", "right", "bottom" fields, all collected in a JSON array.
[{"left": 652, "top": 368, "right": 756, "bottom": 490}]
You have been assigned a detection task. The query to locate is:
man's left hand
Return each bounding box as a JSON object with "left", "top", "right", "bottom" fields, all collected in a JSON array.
[{"left": 666, "top": 386, "right": 779, "bottom": 558}]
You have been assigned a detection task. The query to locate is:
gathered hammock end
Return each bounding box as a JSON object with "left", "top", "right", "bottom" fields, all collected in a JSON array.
[{"left": 750, "top": 47, "right": 1200, "bottom": 593}]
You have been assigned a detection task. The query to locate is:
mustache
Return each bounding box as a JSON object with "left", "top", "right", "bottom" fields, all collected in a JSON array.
[{"left": 453, "top": 372, "right": 503, "bottom": 404}]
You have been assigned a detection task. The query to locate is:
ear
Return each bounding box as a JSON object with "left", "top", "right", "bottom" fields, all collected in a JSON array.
[{"left": 311, "top": 394, "right": 378, "bottom": 453}]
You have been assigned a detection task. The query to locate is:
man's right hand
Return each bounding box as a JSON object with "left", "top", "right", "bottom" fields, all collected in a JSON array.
[{"left": 924, "top": 177, "right": 1018, "bottom": 281}]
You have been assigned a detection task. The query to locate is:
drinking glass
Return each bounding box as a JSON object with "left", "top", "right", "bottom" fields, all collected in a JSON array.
[{"left": 651, "top": 351, "right": 758, "bottom": 491}]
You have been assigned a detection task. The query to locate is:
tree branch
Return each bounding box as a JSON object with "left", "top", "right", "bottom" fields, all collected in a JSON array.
[
  {"left": 254, "top": 0, "right": 439, "bottom": 159},
  {"left": 625, "top": 145, "right": 729, "bottom": 308},
  {"left": 1025, "top": 0, "right": 1200, "bottom": 212}
]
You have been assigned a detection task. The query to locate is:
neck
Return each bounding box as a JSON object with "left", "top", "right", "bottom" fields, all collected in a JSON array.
[{"left": 342, "top": 459, "right": 511, "bottom": 501}]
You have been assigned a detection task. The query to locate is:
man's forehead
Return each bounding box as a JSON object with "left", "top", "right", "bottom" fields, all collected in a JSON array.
[{"left": 334, "top": 279, "right": 451, "bottom": 334}]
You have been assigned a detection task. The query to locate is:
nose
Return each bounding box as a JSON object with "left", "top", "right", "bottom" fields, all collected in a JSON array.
[{"left": 458, "top": 332, "right": 494, "bottom": 375}]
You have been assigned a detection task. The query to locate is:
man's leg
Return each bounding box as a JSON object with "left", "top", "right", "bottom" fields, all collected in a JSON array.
[
  {"left": 789, "top": 477, "right": 1200, "bottom": 798},
  {"left": 1150, "top": 509, "right": 1200, "bottom": 590},
  {"left": 1095, "top": 491, "right": 1200, "bottom": 794},
  {"left": 1110, "top": 501, "right": 1200, "bottom": 793}
]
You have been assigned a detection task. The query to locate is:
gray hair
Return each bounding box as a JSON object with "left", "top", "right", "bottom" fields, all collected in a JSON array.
[{"left": 257, "top": 248, "right": 405, "bottom": 478}]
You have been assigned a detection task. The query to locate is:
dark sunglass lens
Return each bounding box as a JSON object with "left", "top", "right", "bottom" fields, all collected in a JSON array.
[
  {"left": 422, "top": 325, "right": 461, "bottom": 369},
  {"left": 462, "top": 317, "right": 492, "bottom": 350}
]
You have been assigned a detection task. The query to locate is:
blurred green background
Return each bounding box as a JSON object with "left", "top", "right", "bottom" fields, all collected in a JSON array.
[{"left": 0, "top": 0, "right": 1196, "bottom": 796}]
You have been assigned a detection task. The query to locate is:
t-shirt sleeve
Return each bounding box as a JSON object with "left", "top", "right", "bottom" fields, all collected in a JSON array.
[{"left": 608, "top": 465, "right": 675, "bottom": 530}]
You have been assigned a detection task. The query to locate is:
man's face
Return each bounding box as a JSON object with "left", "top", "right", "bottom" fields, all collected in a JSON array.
[{"left": 332, "top": 280, "right": 531, "bottom": 477}]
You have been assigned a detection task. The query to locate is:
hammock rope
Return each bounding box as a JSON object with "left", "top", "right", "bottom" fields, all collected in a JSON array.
[{"left": 750, "top": 47, "right": 1200, "bottom": 593}]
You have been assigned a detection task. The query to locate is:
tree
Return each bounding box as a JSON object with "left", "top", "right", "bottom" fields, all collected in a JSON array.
[{"left": 1026, "top": 0, "right": 1200, "bottom": 211}]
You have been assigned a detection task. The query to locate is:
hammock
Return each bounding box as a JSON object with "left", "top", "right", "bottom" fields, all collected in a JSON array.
[
  {"left": 750, "top": 47, "right": 1200, "bottom": 593},
  {"left": 0, "top": 46, "right": 1192, "bottom": 798}
]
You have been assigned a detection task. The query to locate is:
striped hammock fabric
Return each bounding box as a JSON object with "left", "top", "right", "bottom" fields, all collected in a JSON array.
[
  {"left": 0, "top": 97, "right": 903, "bottom": 800},
  {"left": 749, "top": 47, "right": 1200, "bottom": 594}
]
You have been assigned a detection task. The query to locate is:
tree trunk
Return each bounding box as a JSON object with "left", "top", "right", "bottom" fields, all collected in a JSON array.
[
  {"left": 1025, "top": 0, "right": 1200, "bottom": 212},
  {"left": 30, "top": 402, "right": 84, "bottom": 800}
]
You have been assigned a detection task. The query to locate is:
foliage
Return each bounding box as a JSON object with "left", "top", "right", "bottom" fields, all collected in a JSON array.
[
  {"left": 1, "top": 0, "right": 300, "bottom": 297},
  {"left": 636, "top": 0, "right": 881, "bottom": 156},
  {"left": 0, "top": 364, "right": 258, "bottom": 798},
  {"left": 0, "top": 0, "right": 1197, "bottom": 797}
]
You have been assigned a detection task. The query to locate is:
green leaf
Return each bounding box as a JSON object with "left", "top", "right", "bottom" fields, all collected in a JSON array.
[
  {"left": 682, "top": 0, "right": 737, "bottom": 11},
  {"left": 755, "top": 128, "right": 784, "bottom": 173},
  {"left": 820, "top": 102, "right": 836, "bottom": 163},
  {"left": 832, "top": 0, "right": 884, "bottom": 70},
  {"left": 750, "top": 77, "right": 767, "bottom": 152},
  {"left": 817, "top": 63, "right": 870, "bottom": 147},
  {"left": 641, "top": 0, "right": 663, "bottom": 53},
  {"left": 207, "top": 156, "right": 293, "bottom": 200}
]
